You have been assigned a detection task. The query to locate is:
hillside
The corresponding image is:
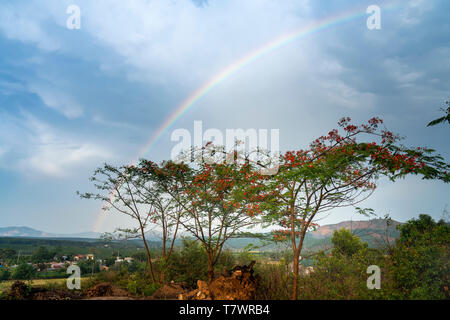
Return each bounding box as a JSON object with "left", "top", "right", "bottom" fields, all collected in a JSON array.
[
  {"left": 225, "top": 218, "right": 401, "bottom": 251},
  {"left": 0, "top": 226, "right": 101, "bottom": 239},
  {"left": 310, "top": 218, "right": 401, "bottom": 238}
]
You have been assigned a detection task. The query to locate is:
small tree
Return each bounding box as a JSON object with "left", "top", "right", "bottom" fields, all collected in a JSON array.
[
  {"left": 261, "top": 117, "right": 449, "bottom": 299},
  {"left": 32, "top": 246, "right": 53, "bottom": 263},
  {"left": 299, "top": 231, "right": 384, "bottom": 300},
  {"left": 132, "top": 160, "right": 184, "bottom": 282},
  {"left": 168, "top": 238, "right": 209, "bottom": 287},
  {"left": 0, "top": 268, "right": 11, "bottom": 281},
  {"left": 79, "top": 161, "right": 182, "bottom": 283},
  {"left": 0, "top": 249, "right": 16, "bottom": 263},
  {"left": 331, "top": 229, "right": 367, "bottom": 256},
  {"left": 12, "top": 263, "right": 36, "bottom": 281}
]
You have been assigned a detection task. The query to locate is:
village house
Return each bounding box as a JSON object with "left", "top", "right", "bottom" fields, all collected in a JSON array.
[
  {"left": 50, "top": 262, "right": 66, "bottom": 269},
  {"left": 124, "top": 257, "right": 134, "bottom": 263},
  {"left": 287, "top": 260, "right": 315, "bottom": 275},
  {"left": 46, "top": 262, "right": 66, "bottom": 271},
  {"left": 74, "top": 254, "right": 85, "bottom": 261},
  {"left": 86, "top": 254, "right": 95, "bottom": 260}
]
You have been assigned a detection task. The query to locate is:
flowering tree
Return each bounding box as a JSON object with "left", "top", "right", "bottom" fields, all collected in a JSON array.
[
  {"left": 260, "top": 117, "right": 449, "bottom": 299},
  {"left": 151, "top": 154, "right": 266, "bottom": 283},
  {"left": 78, "top": 162, "right": 183, "bottom": 283}
]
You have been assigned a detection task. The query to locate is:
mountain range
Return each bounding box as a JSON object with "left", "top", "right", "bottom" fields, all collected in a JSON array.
[
  {"left": 0, "top": 226, "right": 101, "bottom": 239},
  {"left": 0, "top": 218, "right": 401, "bottom": 244},
  {"left": 310, "top": 218, "right": 401, "bottom": 239}
]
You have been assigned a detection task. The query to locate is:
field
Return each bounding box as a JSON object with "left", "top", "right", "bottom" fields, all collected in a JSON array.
[{"left": 0, "top": 277, "right": 91, "bottom": 294}]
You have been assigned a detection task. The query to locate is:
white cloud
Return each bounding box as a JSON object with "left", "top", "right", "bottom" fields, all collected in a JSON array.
[
  {"left": 29, "top": 83, "right": 84, "bottom": 119},
  {"left": 25, "top": 143, "right": 109, "bottom": 177},
  {"left": 0, "top": 112, "right": 111, "bottom": 178},
  {"left": 399, "top": 0, "right": 434, "bottom": 27},
  {"left": 0, "top": 2, "right": 60, "bottom": 51},
  {"left": 69, "top": 0, "right": 312, "bottom": 84},
  {"left": 383, "top": 58, "right": 423, "bottom": 87},
  {"left": 92, "top": 114, "right": 143, "bottom": 132}
]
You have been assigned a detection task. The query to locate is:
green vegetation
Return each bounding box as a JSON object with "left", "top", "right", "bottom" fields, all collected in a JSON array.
[
  {"left": 11, "top": 263, "right": 37, "bottom": 280},
  {"left": 0, "top": 237, "right": 147, "bottom": 258},
  {"left": 388, "top": 214, "right": 449, "bottom": 299},
  {"left": 0, "top": 214, "right": 448, "bottom": 300},
  {"left": 294, "top": 214, "right": 449, "bottom": 300}
]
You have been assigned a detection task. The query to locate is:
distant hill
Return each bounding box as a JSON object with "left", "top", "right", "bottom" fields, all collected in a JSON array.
[
  {"left": 1, "top": 218, "right": 401, "bottom": 250},
  {"left": 225, "top": 218, "right": 402, "bottom": 251},
  {"left": 310, "top": 218, "right": 401, "bottom": 239},
  {"left": 0, "top": 226, "right": 101, "bottom": 239}
]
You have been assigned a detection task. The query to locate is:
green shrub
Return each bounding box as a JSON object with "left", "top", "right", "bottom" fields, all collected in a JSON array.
[
  {"left": 126, "top": 273, "right": 160, "bottom": 297},
  {"left": 12, "top": 263, "right": 37, "bottom": 281},
  {"left": 0, "top": 268, "right": 11, "bottom": 281},
  {"left": 254, "top": 262, "right": 292, "bottom": 300},
  {"left": 388, "top": 214, "right": 449, "bottom": 299},
  {"left": 295, "top": 229, "right": 387, "bottom": 300},
  {"left": 167, "top": 239, "right": 209, "bottom": 287}
]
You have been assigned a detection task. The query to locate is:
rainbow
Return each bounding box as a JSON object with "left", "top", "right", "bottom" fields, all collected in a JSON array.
[{"left": 92, "top": 1, "right": 401, "bottom": 232}]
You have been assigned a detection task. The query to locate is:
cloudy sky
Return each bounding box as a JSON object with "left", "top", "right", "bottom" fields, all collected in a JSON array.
[{"left": 0, "top": 0, "right": 449, "bottom": 234}]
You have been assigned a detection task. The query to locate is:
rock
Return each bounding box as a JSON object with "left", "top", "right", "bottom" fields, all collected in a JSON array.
[
  {"left": 197, "top": 280, "right": 208, "bottom": 290},
  {"left": 179, "top": 261, "right": 258, "bottom": 300},
  {"left": 150, "top": 282, "right": 189, "bottom": 300}
]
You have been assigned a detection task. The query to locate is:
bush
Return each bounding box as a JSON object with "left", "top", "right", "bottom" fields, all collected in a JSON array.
[
  {"left": 0, "top": 268, "right": 11, "bottom": 281},
  {"left": 12, "top": 264, "right": 37, "bottom": 281},
  {"left": 387, "top": 214, "right": 449, "bottom": 299},
  {"left": 254, "top": 262, "right": 292, "bottom": 300},
  {"left": 215, "top": 248, "right": 236, "bottom": 271},
  {"left": 83, "top": 267, "right": 159, "bottom": 297},
  {"left": 32, "top": 247, "right": 54, "bottom": 263},
  {"left": 126, "top": 273, "right": 160, "bottom": 297},
  {"left": 167, "top": 239, "right": 209, "bottom": 287},
  {"left": 331, "top": 229, "right": 367, "bottom": 256},
  {"left": 298, "top": 248, "right": 386, "bottom": 300},
  {"left": 77, "top": 259, "right": 100, "bottom": 275},
  {"left": 295, "top": 229, "right": 386, "bottom": 300}
]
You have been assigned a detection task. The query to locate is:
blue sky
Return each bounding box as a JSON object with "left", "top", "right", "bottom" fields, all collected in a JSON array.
[{"left": 0, "top": 0, "right": 449, "bottom": 233}]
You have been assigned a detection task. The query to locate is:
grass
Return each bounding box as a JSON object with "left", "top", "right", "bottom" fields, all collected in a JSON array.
[{"left": 0, "top": 277, "right": 90, "bottom": 293}]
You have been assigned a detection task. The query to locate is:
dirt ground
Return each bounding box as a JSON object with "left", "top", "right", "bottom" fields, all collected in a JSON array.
[
  {"left": 2, "top": 262, "right": 259, "bottom": 300},
  {"left": 1, "top": 281, "right": 134, "bottom": 300}
]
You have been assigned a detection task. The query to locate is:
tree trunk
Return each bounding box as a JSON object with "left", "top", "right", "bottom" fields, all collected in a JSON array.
[
  {"left": 160, "top": 257, "right": 167, "bottom": 283},
  {"left": 139, "top": 222, "right": 156, "bottom": 283},
  {"left": 207, "top": 256, "right": 215, "bottom": 283},
  {"left": 291, "top": 249, "right": 300, "bottom": 300}
]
